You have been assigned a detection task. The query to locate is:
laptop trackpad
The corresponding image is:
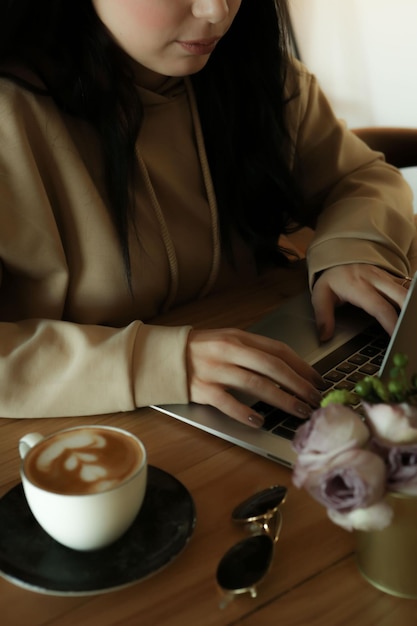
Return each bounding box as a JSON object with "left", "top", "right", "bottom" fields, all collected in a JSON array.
[{"left": 248, "top": 290, "right": 371, "bottom": 363}]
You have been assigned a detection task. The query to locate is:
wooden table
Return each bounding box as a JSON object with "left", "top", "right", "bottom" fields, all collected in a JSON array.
[{"left": 1, "top": 245, "right": 417, "bottom": 626}]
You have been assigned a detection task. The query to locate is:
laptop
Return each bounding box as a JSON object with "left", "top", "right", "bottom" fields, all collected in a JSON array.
[{"left": 152, "top": 271, "right": 417, "bottom": 468}]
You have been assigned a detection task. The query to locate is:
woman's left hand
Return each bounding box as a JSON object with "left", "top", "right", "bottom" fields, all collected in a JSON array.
[{"left": 311, "top": 264, "right": 411, "bottom": 341}]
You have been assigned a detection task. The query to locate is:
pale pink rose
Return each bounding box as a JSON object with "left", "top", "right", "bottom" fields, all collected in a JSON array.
[
  {"left": 327, "top": 500, "right": 394, "bottom": 531},
  {"left": 292, "top": 404, "right": 370, "bottom": 487},
  {"left": 300, "top": 448, "right": 387, "bottom": 513},
  {"left": 373, "top": 441, "right": 417, "bottom": 495},
  {"left": 363, "top": 402, "right": 417, "bottom": 445}
]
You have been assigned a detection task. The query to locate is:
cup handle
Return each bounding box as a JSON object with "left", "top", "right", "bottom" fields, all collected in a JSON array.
[{"left": 19, "top": 432, "right": 44, "bottom": 459}]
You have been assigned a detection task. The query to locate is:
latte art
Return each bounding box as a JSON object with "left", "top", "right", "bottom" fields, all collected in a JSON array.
[{"left": 24, "top": 428, "right": 143, "bottom": 495}]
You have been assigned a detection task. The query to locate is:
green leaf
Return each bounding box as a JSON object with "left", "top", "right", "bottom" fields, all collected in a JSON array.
[{"left": 320, "top": 389, "right": 356, "bottom": 407}]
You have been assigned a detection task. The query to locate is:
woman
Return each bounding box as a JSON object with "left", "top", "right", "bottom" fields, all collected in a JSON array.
[{"left": 0, "top": 0, "right": 414, "bottom": 424}]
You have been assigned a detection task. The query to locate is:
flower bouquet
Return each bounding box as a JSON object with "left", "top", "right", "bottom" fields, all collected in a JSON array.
[
  {"left": 292, "top": 353, "right": 417, "bottom": 531},
  {"left": 292, "top": 353, "right": 417, "bottom": 597}
]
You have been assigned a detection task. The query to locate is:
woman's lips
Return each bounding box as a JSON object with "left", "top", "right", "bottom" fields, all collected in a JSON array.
[{"left": 178, "top": 38, "right": 220, "bottom": 56}]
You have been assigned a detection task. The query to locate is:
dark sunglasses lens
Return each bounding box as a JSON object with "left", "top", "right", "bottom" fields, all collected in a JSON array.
[
  {"left": 232, "top": 485, "right": 287, "bottom": 521},
  {"left": 216, "top": 534, "right": 274, "bottom": 591}
]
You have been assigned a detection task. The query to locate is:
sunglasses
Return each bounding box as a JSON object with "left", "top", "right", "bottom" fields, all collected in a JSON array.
[{"left": 216, "top": 484, "right": 287, "bottom": 609}]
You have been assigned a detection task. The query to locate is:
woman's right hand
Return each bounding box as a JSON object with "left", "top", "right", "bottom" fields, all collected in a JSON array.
[{"left": 186, "top": 328, "right": 323, "bottom": 428}]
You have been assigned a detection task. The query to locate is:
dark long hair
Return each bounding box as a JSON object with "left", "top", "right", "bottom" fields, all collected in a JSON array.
[
  {"left": 193, "top": 0, "right": 303, "bottom": 267},
  {"left": 0, "top": 0, "right": 303, "bottom": 278}
]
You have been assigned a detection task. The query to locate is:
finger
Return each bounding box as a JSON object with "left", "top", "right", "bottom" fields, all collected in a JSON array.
[
  {"left": 209, "top": 331, "right": 323, "bottom": 403},
  {"left": 200, "top": 358, "right": 321, "bottom": 415},
  {"left": 359, "top": 297, "right": 398, "bottom": 336},
  {"left": 363, "top": 272, "right": 408, "bottom": 310},
  {"left": 335, "top": 283, "right": 399, "bottom": 336},
  {"left": 233, "top": 331, "right": 324, "bottom": 387},
  {"left": 192, "top": 382, "right": 266, "bottom": 428},
  {"left": 311, "top": 283, "right": 338, "bottom": 341},
  {"left": 195, "top": 381, "right": 314, "bottom": 429},
  {"left": 313, "top": 269, "right": 405, "bottom": 337},
  {"left": 230, "top": 350, "right": 323, "bottom": 408},
  {"left": 390, "top": 276, "right": 412, "bottom": 300}
]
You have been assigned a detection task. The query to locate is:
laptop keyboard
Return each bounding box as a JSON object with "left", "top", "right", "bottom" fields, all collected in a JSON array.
[{"left": 252, "top": 324, "right": 389, "bottom": 441}]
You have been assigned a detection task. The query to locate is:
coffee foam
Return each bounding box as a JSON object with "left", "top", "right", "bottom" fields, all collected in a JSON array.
[
  {"left": 25, "top": 428, "right": 142, "bottom": 495},
  {"left": 37, "top": 432, "right": 106, "bottom": 471}
]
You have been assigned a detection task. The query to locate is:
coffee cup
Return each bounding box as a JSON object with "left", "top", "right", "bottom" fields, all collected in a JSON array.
[{"left": 19, "top": 425, "right": 147, "bottom": 551}]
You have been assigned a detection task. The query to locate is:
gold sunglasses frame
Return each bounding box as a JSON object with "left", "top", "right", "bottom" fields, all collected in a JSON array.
[{"left": 216, "top": 485, "right": 287, "bottom": 608}]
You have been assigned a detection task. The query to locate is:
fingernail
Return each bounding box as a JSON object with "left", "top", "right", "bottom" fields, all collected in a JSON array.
[
  {"left": 296, "top": 404, "right": 311, "bottom": 418},
  {"left": 318, "top": 324, "right": 329, "bottom": 342},
  {"left": 248, "top": 415, "right": 264, "bottom": 428},
  {"left": 313, "top": 372, "right": 325, "bottom": 385},
  {"left": 310, "top": 391, "right": 322, "bottom": 407}
]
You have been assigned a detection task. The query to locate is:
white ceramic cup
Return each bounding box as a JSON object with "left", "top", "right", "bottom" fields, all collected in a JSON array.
[{"left": 19, "top": 425, "right": 147, "bottom": 551}]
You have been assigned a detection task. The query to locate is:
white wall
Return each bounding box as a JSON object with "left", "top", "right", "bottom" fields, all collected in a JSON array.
[{"left": 289, "top": 0, "right": 417, "bottom": 211}]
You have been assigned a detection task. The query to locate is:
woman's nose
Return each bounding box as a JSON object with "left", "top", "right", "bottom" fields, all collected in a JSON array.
[{"left": 192, "top": 0, "right": 230, "bottom": 24}]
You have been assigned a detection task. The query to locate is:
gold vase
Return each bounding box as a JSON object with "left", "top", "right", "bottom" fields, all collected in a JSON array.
[{"left": 354, "top": 492, "right": 417, "bottom": 599}]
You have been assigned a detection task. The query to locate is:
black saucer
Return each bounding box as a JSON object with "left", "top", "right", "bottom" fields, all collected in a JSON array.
[{"left": 0, "top": 466, "right": 196, "bottom": 595}]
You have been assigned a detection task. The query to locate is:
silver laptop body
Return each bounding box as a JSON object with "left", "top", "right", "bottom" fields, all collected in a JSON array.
[{"left": 153, "top": 271, "right": 417, "bottom": 468}]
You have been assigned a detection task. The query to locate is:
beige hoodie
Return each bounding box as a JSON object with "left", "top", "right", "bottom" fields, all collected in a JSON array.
[{"left": 0, "top": 61, "right": 414, "bottom": 417}]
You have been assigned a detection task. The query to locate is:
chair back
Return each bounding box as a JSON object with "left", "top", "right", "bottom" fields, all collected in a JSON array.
[{"left": 352, "top": 127, "right": 417, "bottom": 169}]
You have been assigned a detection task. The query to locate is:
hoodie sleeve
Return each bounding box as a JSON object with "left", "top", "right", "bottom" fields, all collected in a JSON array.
[
  {"left": 0, "top": 78, "right": 192, "bottom": 418},
  {"left": 285, "top": 61, "right": 415, "bottom": 289},
  {"left": 0, "top": 316, "right": 191, "bottom": 418}
]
